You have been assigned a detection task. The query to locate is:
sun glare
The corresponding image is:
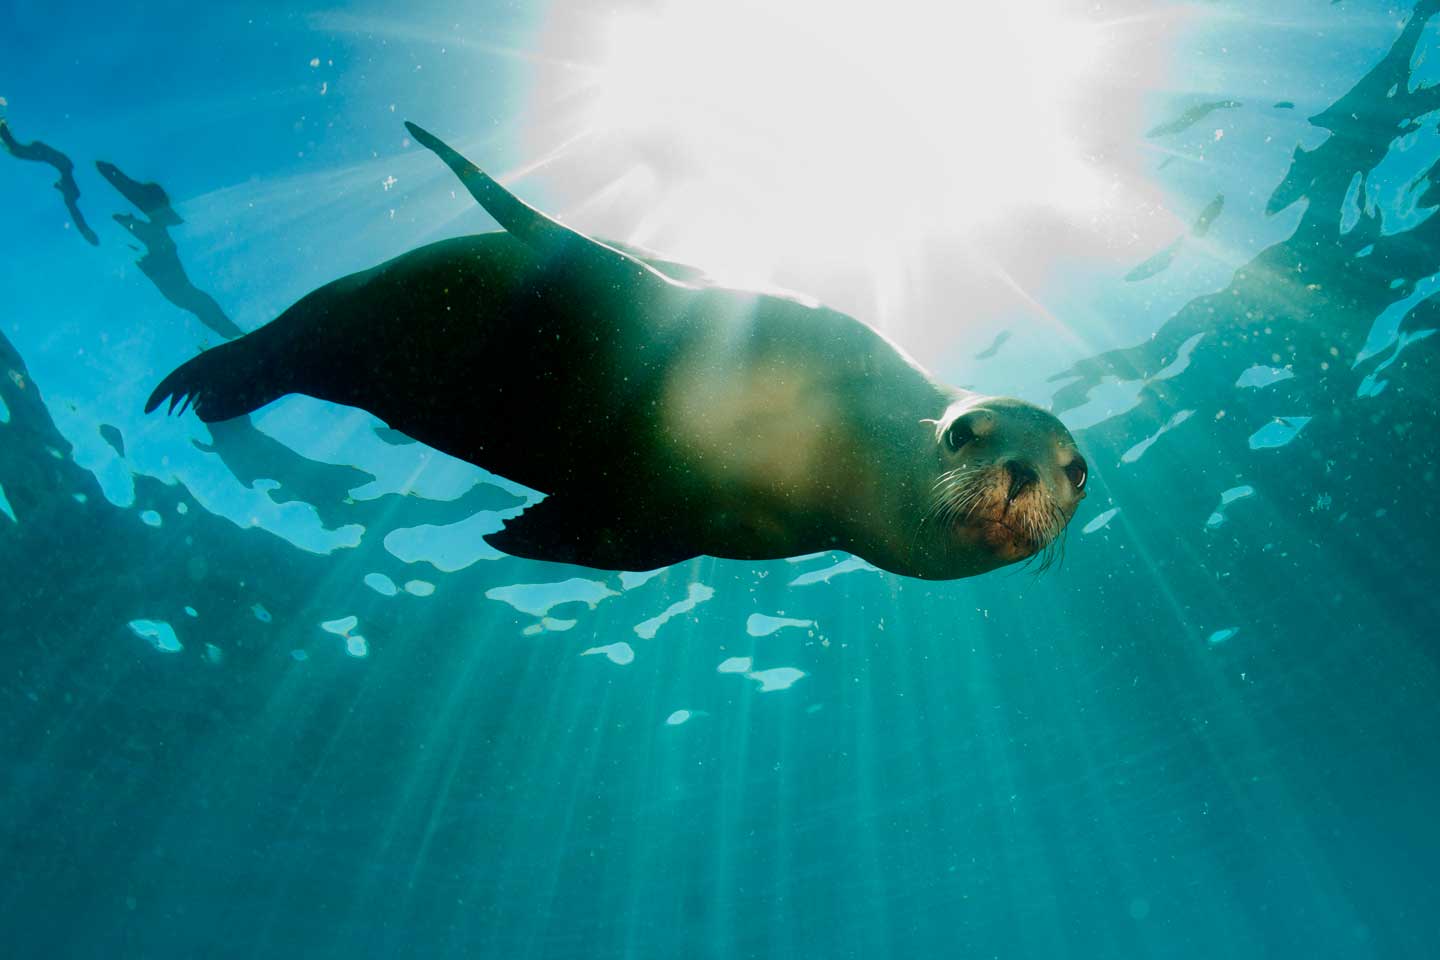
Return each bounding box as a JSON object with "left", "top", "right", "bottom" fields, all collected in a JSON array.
[{"left": 570, "top": 0, "right": 1107, "bottom": 281}]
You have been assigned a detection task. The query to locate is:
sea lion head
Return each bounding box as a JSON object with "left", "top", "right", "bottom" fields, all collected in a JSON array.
[{"left": 917, "top": 395, "right": 1086, "bottom": 575}]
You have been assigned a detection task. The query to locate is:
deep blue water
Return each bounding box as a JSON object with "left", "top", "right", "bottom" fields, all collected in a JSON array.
[{"left": 3, "top": 2, "right": 1439, "bottom": 958}]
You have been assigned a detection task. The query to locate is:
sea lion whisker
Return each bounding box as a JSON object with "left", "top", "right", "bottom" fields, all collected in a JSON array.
[{"left": 931, "top": 464, "right": 979, "bottom": 490}]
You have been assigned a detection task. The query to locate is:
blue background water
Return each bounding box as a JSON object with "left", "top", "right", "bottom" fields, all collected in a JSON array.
[{"left": 3, "top": 1, "right": 1439, "bottom": 957}]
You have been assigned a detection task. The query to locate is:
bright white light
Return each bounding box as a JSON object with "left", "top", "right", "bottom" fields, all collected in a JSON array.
[{"left": 580, "top": 0, "right": 1106, "bottom": 280}]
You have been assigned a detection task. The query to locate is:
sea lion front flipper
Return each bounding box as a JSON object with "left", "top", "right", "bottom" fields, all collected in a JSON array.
[
  {"left": 485, "top": 495, "right": 697, "bottom": 572},
  {"left": 404, "top": 121, "right": 678, "bottom": 292}
]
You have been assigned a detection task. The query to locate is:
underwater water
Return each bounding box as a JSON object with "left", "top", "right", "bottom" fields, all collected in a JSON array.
[{"left": 3, "top": 1, "right": 1440, "bottom": 957}]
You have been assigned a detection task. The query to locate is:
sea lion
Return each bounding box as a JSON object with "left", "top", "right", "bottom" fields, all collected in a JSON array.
[{"left": 147, "top": 122, "right": 1088, "bottom": 579}]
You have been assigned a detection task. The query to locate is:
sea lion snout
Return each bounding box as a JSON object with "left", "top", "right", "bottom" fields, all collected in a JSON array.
[{"left": 1004, "top": 459, "right": 1039, "bottom": 502}]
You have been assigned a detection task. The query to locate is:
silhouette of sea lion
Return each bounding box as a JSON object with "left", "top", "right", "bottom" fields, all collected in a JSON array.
[{"left": 148, "top": 123, "right": 1087, "bottom": 577}]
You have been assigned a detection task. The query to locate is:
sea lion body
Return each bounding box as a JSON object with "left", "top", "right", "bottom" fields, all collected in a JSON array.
[{"left": 149, "top": 124, "right": 1087, "bottom": 578}]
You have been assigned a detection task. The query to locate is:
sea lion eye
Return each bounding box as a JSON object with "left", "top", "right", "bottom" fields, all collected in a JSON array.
[
  {"left": 1065, "top": 456, "right": 1088, "bottom": 491},
  {"left": 944, "top": 419, "right": 975, "bottom": 452}
]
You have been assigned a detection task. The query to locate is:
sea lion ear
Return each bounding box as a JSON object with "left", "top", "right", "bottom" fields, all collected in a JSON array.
[{"left": 404, "top": 120, "right": 674, "bottom": 290}]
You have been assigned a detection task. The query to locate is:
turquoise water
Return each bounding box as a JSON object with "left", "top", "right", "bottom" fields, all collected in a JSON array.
[{"left": 3, "top": 2, "right": 1439, "bottom": 957}]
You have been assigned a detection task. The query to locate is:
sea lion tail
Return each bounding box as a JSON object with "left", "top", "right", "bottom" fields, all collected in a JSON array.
[
  {"left": 404, "top": 120, "right": 675, "bottom": 289},
  {"left": 145, "top": 335, "right": 285, "bottom": 422}
]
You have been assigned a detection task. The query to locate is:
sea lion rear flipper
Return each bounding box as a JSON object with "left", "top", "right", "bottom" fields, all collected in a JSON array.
[
  {"left": 404, "top": 121, "right": 679, "bottom": 293},
  {"left": 145, "top": 332, "right": 287, "bottom": 422},
  {"left": 485, "top": 495, "right": 696, "bottom": 572}
]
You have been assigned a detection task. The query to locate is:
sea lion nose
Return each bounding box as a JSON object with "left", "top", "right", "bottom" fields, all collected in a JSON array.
[{"left": 1005, "top": 460, "right": 1038, "bottom": 502}]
